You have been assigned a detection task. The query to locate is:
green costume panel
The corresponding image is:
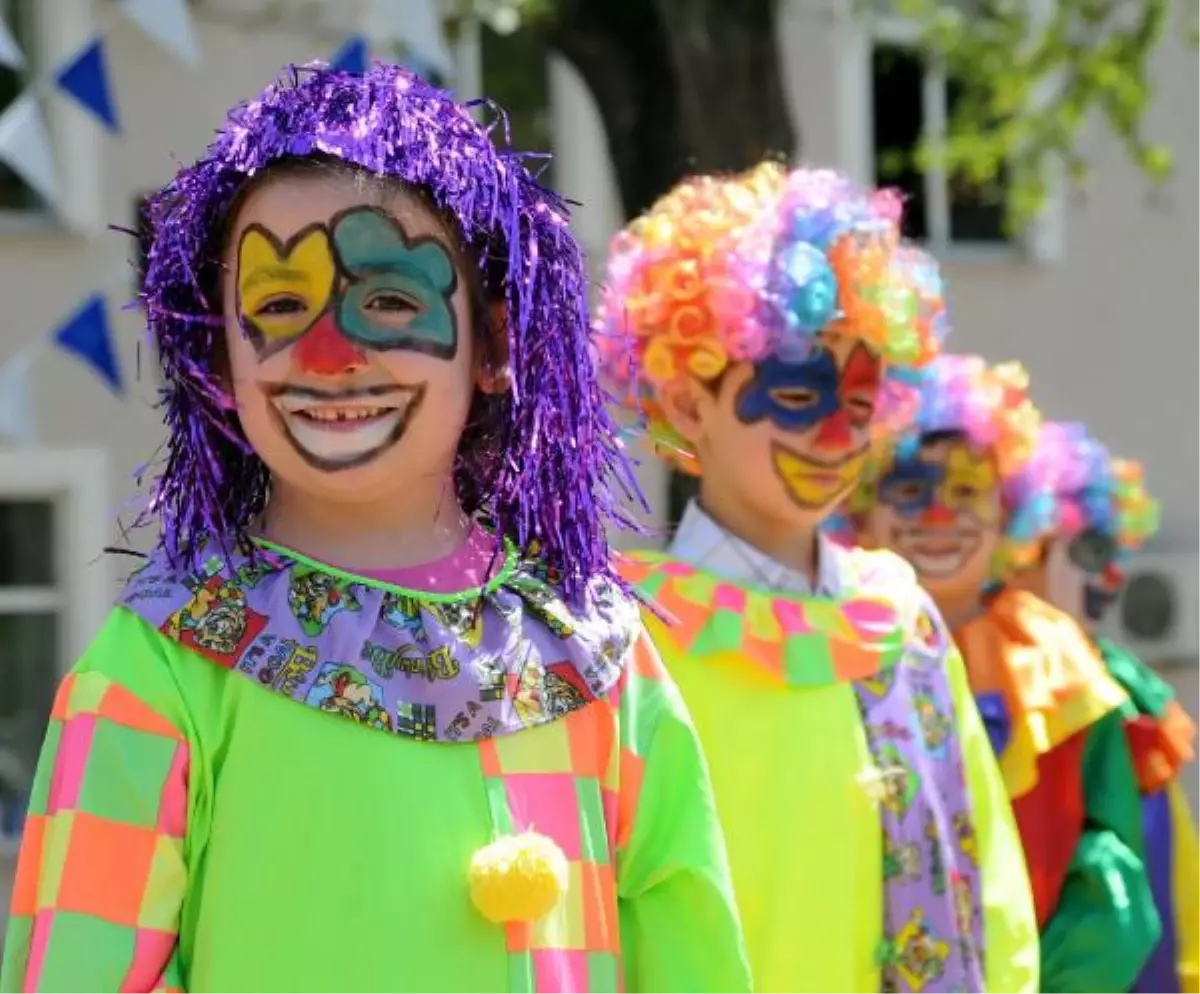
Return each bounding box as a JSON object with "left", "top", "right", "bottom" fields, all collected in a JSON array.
[
  {"left": 1037, "top": 711, "right": 1162, "bottom": 992},
  {"left": 621, "top": 547, "right": 1038, "bottom": 993},
  {"left": 2, "top": 544, "right": 751, "bottom": 993}
]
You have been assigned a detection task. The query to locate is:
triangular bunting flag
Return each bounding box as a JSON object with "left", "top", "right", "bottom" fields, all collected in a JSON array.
[
  {"left": 0, "top": 92, "right": 58, "bottom": 208},
  {"left": 330, "top": 36, "right": 369, "bottom": 75},
  {"left": 117, "top": 0, "right": 199, "bottom": 66},
  {"left": 0, "top": 15, "right": 24, "bottom": 70},
  {"left": 0, "top": 348, "right": 36, "bottom": 445},
  {"left": 369, "top": 0, "right": 454, "bottom": 79},
  {"left": 55, "top": 39, "right": 120, "bottom": 133},
  {"left": 53, "top": 294, "right": 123, "bottom": 393}
]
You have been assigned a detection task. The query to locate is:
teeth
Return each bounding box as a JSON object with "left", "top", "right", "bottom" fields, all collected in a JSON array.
[{"left": 300, "top": 407, "right": 388, "bottom": 422}]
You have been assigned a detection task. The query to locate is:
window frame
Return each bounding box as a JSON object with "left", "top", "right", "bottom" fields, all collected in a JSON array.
[
  {"left": 0, "top": 448, "right": 111, "bottom": 668},
  {"left": 0, "top": 448, "right": 109, "bottom": 856},
  {"left": 835, "top": 0, "right": 1063, "bottom": 264}
]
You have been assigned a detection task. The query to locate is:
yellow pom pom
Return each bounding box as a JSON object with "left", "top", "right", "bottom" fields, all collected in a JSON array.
[{"left": 469, "top": 831, "right": 568, "bottom": 924}]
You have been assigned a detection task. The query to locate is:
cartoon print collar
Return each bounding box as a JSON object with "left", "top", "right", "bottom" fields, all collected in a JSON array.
[{"left": 119, "top": 536, "right": 639, "bottom": 743}]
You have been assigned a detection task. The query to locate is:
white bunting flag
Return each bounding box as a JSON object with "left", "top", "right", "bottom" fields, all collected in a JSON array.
[
  {"left": 0, "top": 14, "right": 24, "bottom": 70},
  {"left": 0, "top": 92, "right": 58, "bottom": 209},
  {"left": 118, "top": 0, "right": 200, "bottom": 66}
]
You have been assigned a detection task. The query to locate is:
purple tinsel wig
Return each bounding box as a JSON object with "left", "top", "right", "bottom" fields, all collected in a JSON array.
[{"left": 137, "top": 62, "right": 639, "bottom": 599}]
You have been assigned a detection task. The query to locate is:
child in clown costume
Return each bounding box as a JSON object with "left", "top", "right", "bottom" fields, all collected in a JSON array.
[
  {"left": 595, "top": 164, "right": 1038, "bottom": 993},
  {"left": 1016, "top": 422, "right": 1198, "bottom": 993},
  {"left": 844, "top": 356, "right": 1162, "bottom": 992},
  {"left": 0, "top": 64, "right": 752, "bottom": 993}
]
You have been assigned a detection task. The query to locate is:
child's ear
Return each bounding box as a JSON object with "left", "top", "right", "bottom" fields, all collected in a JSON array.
[
  {"left": 657, "top": 376, "right": 708, "bottom": 445},
  {"left": 475, "top": 301, "right": 512, "bottom": 395}
]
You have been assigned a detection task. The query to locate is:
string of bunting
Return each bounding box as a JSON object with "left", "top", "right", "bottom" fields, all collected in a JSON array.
[{"left": 0, "top": 0, "right": 458, "bottom": 446}]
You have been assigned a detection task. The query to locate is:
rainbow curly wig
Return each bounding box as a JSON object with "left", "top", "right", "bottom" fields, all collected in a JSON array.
[
  {"left": 849, "top": 354, "right": 1052, "bottom": 577},
  {"left": 1032, "top": 421, "right": 1161, "bottom": 559},
  {"left": 594, "top": 165, "right": 949, "bottom": 474}
]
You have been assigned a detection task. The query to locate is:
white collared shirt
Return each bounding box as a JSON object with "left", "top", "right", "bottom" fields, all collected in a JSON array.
[{"left": 667, "top": 500, "right": 848, "bottom": 596}]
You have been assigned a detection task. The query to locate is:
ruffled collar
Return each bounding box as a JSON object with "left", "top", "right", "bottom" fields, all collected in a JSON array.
[
  {"left": 618, "top": 547, "right": 939, "bottom": 688},
  {"left": 954, "top": 587, "right": 1126, "bottom": 798},
  {"left": 120, "top": 536, "right": 640, "bottom": 743}
]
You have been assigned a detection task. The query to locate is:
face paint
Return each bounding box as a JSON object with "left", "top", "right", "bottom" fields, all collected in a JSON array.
[
  {"left": 234, "top": 206, "right": 462, "bottom": 472},
  {"left": 736, "top": 341, "right": 881, "bottom": 510},
  {"left": 1065, "top": 527, "right": 1122, "bottom": 621},
  {"left": 878, "top": 438, "right": 1000, "bottom": 580},
  {"left": 267, "top": 382, "right": 427, "bottom": 472},
  {"left": 331, "top": 207, "right": 459, "bottom": 359},
  {"left": 736, "top": 344, "right": 880, "bottom": 433},
  {"left": 237, "top": 225, "right": 338, "bottom": 358},
  {"left": 235, "top": 206, "right": 459, "bottom": 363}
]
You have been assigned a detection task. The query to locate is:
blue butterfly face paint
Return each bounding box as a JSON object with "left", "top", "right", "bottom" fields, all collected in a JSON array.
[
  {"left": 332, "top": 207, "right": 459, "bottom": 359},
  {"left": 734, "top": 339, "right": 881, "bottom": 509}
]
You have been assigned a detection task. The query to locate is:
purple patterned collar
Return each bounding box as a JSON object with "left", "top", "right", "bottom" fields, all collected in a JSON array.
[{"left": 119, "top": 537, "right": 640, "bottom": 743}]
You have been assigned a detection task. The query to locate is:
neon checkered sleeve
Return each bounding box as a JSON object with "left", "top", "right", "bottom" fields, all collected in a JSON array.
[
  {"left": 615, "top": 634, "right": 752, "bottom": 993},
  {"left": 0, "top": 670, "right": 189, "bottom": 993}
]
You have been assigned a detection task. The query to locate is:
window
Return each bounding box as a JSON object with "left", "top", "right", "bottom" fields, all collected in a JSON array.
[
  {"left": 0, "top": 501, "right": 58, "bottom": 854},
  {"left": 0, "top": 0, "right": 39, "bottom": 212},
  {"left": 0, "top": 451, "right": 110, "bottom": 856},
  {"left": 869, "top": 18, "right": 1009, "bottom": 250}
]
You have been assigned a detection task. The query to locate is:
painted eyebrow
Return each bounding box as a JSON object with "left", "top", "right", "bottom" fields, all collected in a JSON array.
[{"left": 241, "top": 265, "right": 312, "bottom": 290}]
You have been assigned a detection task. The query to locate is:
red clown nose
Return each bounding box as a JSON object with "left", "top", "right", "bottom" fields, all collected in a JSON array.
[
  {"left": 920, "top": 503, "right": 955, "bottom": 527},
  {"left": 294, "top": 312, "right": 367, "bottom": 376}
]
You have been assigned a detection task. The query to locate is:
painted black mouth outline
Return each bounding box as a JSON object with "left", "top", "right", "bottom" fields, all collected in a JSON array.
[{"left": 266, "top": 381, "right": 427, "bottom": 472}]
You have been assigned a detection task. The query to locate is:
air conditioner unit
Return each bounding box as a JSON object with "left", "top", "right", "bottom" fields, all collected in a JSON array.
[{"left": 1097, "top": 553, "right": 1199, "bottom": 665}]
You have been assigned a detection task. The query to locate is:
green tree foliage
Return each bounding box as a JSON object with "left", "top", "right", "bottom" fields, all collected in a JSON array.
[{"left": 476, "top": 0, "right": 1193, "bottom": 228}]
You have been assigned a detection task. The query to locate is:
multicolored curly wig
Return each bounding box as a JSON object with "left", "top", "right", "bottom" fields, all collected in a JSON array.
[
  {"left": 136, "top": 62, "right": 638, "bottom": 599},
  {"left": 847, "top": 354, "right": 1052, "bottom": 578},
  {"left": 593, "top": 165, "right": 949, "bottom": 474},
  {"left": 1032, "top": 421, "right": 1161, "bottom": 560}
]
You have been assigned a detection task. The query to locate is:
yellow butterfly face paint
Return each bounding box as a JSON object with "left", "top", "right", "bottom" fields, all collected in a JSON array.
[{"left": 236, "top": 225, "right": 337, "bottom": 353}]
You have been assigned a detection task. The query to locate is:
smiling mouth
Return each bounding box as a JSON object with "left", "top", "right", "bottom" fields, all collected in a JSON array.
[
  {"left": 268, "top": 383, "right": 426, "bottom": 471},
  {"left": 895, "top": 528, "right": 980, "bottom": 578}
]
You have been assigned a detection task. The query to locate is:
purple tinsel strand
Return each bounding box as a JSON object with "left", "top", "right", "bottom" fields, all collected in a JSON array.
[{"left": 137, "top": 62, "right": 641, "bottom": 600}]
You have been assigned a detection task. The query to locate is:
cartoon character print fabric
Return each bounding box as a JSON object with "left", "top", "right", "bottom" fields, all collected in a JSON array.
[
  {"left": 850, "top": 601, "right": 986, "bottom": 993},
  {"left": 121, "top": 539, "right": 638, "bottom": 744}
]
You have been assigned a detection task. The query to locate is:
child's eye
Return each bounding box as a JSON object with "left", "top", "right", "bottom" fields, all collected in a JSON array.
[
  {"left": 364, "top": 291, "right": 419, "bottom": 314},
  {"left": 255, "top": 295, "right": 306, "bottom": 316},
  {"left": 769, "top": 388, "right": 818, "bottom": 410}
]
